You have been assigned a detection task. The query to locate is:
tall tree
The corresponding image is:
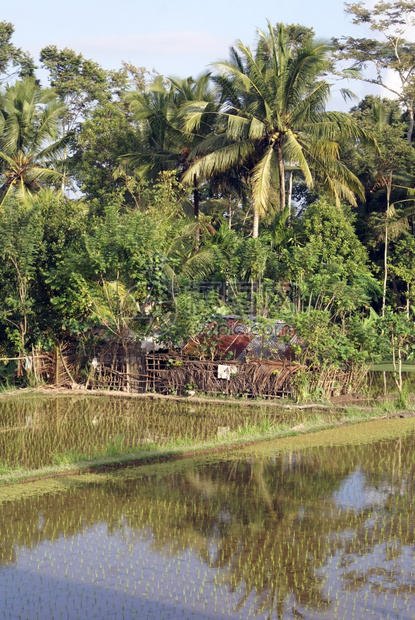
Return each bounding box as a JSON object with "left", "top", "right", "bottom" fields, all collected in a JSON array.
[
  {"left": 40, "top": 46, "right": 110, "bottom": 133},
  {"left": 334, "top": 0, "right": 415, "bottom": 143},
  {"left": 40, "top": 46, "right": 121, "bottom": 192},
  {"left": 183, "top": 23, "right": 368, "bottom": 237},
  {"left": 41, "top": 53, "right": 153, "bottom": 202},
  {"left": 0, "top": 21, "right": 35, "bottom": 82},
  {"left": 0, "top": 199, "right": 43, "bottom": 355},
  {"left": 73, "top": 98, "right": 142, "bottom": 205},
  {"left": 368, "top": 101, "right": 415, "bottom": 314},
  {"left": 282, "top": 199, "right": 379, "bottom": 317},
  {"left": 341, "top": 96, "right": 415, "bottom": 312}
]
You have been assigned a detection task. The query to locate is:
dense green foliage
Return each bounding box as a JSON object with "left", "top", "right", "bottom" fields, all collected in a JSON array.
[{"left": 0, "top": 4, "right": 415, "bottom": 389}]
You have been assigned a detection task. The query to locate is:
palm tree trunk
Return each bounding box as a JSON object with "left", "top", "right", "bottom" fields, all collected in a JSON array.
[
  {"left": 407, "top": 283, "right": 410, "bottom": 318},
  {"left": 382, "top": 174, "right": 392, "bottom": 317},
  {"left": 276, "top": 143, "right": 285, "bottom": 214},
  {"left": 287, "top": 169, "right": 293, "bottom": 224},
  {"left": 253, "top": 207, "right": 259, "bottom": 239},
  {"left": 193, "top": 176, "right": 199, "bottom": 219},
  {"left": 0, "top": 181, "right": 14, "bottom": 209},
  {"left": 193, "top": 175, "right": 200, "bottom": 247},
  {"left": 382, "top": 224, "right": 388, "bottom": 317},
  {"left": 407, "top": 106, "right": 414, "bottom": 145},
  {"left": 287, "top": 170, "right": 293, "bottom": 209}
]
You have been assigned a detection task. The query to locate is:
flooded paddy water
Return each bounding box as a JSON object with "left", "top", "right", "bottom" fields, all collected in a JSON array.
[{"left": 0, "top": 396, "right": 415, "bottom": 618}]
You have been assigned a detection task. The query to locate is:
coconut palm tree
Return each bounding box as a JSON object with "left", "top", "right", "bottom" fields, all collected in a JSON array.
[
  {"left": 123, "top": 73, "right": 219, "bottom": 220},
  {"left": 0, "top": 78, "right": 68, "bottom": 206},
  {"left": 182, "top": 23, "right": 369, "bottom": 237}
]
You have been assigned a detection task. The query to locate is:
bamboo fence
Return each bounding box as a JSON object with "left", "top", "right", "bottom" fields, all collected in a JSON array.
[{"left": 1, "top": 342, "right": 368, "bottom": 399}]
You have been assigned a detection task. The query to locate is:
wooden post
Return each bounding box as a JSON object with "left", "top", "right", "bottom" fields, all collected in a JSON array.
[
  {"left": 128, "top": 351, "right": 139, "bottom": 393},
  {"left": 55, "top": 346, "right": 59, "bottom": 385}
]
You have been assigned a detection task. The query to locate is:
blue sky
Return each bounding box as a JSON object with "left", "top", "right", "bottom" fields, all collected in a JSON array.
[{"left": 3, "top": 0, "right": 384, "bottom": 107}]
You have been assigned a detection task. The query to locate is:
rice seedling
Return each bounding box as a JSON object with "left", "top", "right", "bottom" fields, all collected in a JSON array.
[
  {"left": 0, "top": 394, "right": 335, "bottom": 472},
  {"left": 0, "top": 395, "right": 414, "bottom": 617}
]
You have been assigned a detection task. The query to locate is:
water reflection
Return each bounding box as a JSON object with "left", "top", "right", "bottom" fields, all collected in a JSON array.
[{"left": 0, "top": 428, "right": 414, "bottom": 618}]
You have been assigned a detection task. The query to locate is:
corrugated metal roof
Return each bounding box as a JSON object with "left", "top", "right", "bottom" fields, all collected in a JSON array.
[{"left": 182, "top": 319, "right": 299, "bottom": 361}]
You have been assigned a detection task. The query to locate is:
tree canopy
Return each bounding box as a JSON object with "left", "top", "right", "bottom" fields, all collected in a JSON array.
[{"left": 0, "top": 14, "right": 414, "bottom": 387}]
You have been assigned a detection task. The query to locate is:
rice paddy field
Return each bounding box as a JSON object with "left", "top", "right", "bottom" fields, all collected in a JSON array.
[
  {"left": 0, "top": 394, "right": 349, "bottom": 473},
  {"left": 0, "top": 395, "right": 415, "bottom": 618}
]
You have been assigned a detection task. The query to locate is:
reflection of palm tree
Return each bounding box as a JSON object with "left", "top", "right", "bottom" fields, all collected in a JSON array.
[
  {"left": 0, "top": 78, "right": 68, "bottom": 206},
  {"left": 199, "top": 461, "right": 342, "bottom": 616}
]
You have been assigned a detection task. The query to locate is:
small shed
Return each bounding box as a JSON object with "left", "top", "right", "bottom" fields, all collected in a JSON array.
[{"left": 181, "top": 318, "right": 299, "bottom": 362}]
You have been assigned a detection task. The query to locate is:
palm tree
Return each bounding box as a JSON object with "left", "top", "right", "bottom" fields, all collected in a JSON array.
[
  {"left": 182, "top": 23, "right": 369, "bottom": 237},
  {"left": 0, "top": 78, "right": 68, "bottom": 206},
  {"left": 368, "top": 101, "right": 415, "bottom": 315},
  {"left": 123, "top": 74, "right": 219, "bottom": 221}
]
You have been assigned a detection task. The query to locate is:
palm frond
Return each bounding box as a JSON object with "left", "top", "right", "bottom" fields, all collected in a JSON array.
[
  {"left": 179, "top": 247, "right": 220, "bottom": 279},
  {"left": 251, "top": 145, "right": 276, "bottom": 216},
  {"left": 283, "top": 130, "right": 314, "bottom": 187},
  {"left": 183, "top": 139, "right": 255, "bottom": 185}
]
